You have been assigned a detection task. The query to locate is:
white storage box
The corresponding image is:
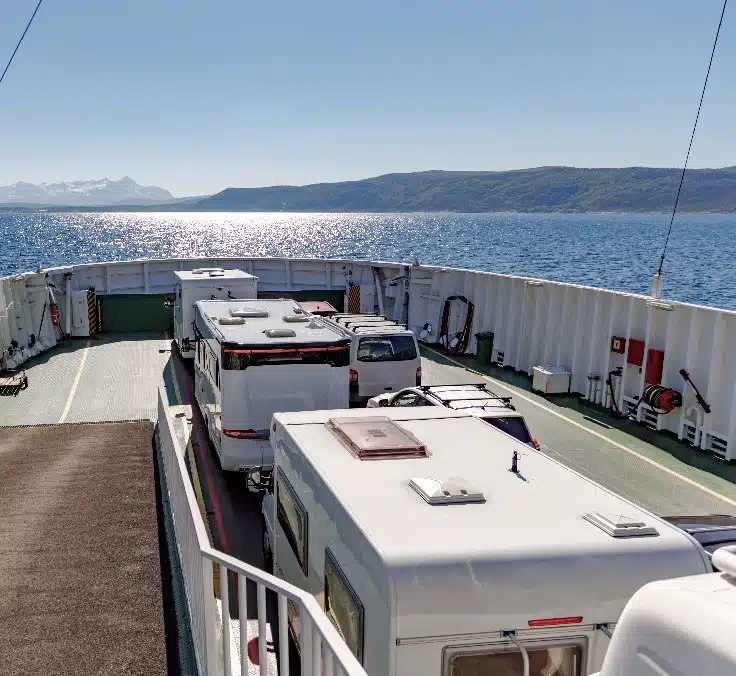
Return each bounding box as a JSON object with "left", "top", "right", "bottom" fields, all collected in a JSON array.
[{"left": 532, "top": 365, "right": 571, "bottom": 394}]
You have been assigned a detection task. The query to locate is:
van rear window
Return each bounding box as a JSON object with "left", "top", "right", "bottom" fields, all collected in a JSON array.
[
  {"left": 482, "top": 416, "right": 532, "bottom": 444},
  {"left": 447, "top": 644, "right": 582, "bottom": 676},
  {"left": 357, "top": 336, "right": 417, "bottom": 362}
]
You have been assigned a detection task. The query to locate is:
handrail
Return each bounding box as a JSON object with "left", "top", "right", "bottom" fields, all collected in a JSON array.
[{"left": 157, "top": 387, "right": 367, "bottom": 676}]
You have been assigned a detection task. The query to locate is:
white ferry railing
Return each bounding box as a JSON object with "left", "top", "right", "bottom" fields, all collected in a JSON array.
[{"left": 157, "top": 389, "right": 367, "bottom": 676}]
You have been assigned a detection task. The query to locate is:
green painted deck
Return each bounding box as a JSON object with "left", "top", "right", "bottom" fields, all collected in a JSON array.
[{"left": 420, "top": 345, "right": 736, "bottom": 518}]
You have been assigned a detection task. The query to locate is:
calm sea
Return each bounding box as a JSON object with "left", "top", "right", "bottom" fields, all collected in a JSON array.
[{"left": 0, "top": 211, "right": 733, "bottom": 309}]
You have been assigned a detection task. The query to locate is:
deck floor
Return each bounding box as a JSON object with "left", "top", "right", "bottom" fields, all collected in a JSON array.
[{"left": 0, "top": 421, "right": 166, "bottom": 676}]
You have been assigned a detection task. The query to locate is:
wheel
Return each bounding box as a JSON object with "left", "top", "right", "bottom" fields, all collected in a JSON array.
[{"left": 262, "top": 520, "right": 274, "bottom": 573}]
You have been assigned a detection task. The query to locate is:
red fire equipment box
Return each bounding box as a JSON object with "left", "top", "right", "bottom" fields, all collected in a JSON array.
[
  {"left": 645, "top": 349, "right": 665, "bottom": 385},
  {"left": 611, "top": 336, "right": 626, "bottom": 354},
  {"left": 627, "top": 339, "right": 645, "bottom": 366}
]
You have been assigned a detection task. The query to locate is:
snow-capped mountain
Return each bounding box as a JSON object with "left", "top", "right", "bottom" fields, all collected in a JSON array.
[{"left": 0, "top": 176, "right": 174, "bottom": 206}]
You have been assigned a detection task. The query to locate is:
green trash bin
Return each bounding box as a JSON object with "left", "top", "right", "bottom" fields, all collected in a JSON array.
[{"left": 475, "top": 331, "right": 494, "bottom": 365}]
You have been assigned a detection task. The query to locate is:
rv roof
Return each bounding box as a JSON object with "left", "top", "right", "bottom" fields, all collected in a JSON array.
[
  {"left": 195, "top": 299, "right": 347, "bottom": 346},
  {"left": 274, "top": 407, "right": 705, "bottom": 566},
  {"left": 174, "top": 269, "right": 257, "bottom": 282}
]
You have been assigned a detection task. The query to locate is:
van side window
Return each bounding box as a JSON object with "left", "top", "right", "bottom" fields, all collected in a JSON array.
[
  {"left": 276, "top": 470, "right": 308, "bottom": 574},
  {"left": 445, "top": 643, "right": 583, "bottom": 676},
  {"left": 324, "top": 549, "right": 364, "bottom": 664}
]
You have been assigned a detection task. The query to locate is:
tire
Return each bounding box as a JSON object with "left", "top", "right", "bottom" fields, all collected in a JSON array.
[{"left": 262, "top": 520, "right": 274, "bottom": 574}]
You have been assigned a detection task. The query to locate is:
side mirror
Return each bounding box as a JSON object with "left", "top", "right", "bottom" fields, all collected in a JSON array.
[{"left": 379, "top": 398, "right": 389, "bottom": 407}]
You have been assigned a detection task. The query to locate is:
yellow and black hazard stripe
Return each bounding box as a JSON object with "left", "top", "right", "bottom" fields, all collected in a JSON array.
[
  {"left": 347, "top": 285, "right": 361, "bottom": 313},
  {"left": 87, "top": 290, "right": 100, "bottom": 336}
]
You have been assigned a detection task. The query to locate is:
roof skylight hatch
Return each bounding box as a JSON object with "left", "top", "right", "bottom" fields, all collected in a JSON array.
[
  {"left": 218, "top": 316, "right": 245, "bottom": 325},
  {"left": 283, "top": 314, "right": 310, "bottom": 323},
  {"left": 584, "top": 512, "right": 659, "bottom": 538},
  {"left": 230, "top": 307, "right": 269, "bottom": 318},
  {"left": 326, "top": 416, "right": 429, "bottom": 460},
  {"left": 264, "top": 328, "right": 296, "bottom": 338},
  {"left": 409, "top": 477, "right": 486, "bottom": 505}
]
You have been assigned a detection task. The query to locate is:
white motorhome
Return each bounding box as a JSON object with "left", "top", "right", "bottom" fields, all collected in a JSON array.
[
  {"left": 262, "top": 407, "right": 711, "bottom": 676},
  {"left": 592, "top": 545, "right": 736, "bottom": 676},
  {"left": 173, "top": 268, "right": 257, "bottom": 358},
  {"left": 193, "top": 299, "right": 350, "bottom": 471},
  {"left": 322, "top": 314, "right": 421, "bottom": 403}
]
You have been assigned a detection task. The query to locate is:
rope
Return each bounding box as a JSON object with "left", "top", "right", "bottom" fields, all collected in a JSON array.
[
  {"left": 0, "top": 0, "right": 45, "bottom": 88},
  {"left": 658, "top": 0, "right": 729, "bottom": 275}
]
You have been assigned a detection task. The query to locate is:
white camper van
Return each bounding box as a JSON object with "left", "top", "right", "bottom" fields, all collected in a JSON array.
[
  {"left": 173, "top": 268, "right": 257, "bottom": 358},
  {"left": 322, "top": 314, "right": 421, "bottom": 403},
  {"left": 193, "top": 299, "right": 350, "bottom": 471},
  {"left": 262, "top": 406, "right": 710, "bottom": 676}
]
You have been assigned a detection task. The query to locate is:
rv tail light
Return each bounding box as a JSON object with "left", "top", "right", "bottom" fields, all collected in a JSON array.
[
  {"left": 416, "top": 367, "right": 422, "bottom": 385},
  {"left": 349, "top": 369, "right": 359, "bottom": 383},
  {"left": 223, "top": 428, "right": 263, "bottom": 440},
  {"left": 272, "top": 423, "right": 277, "bottom": 433},
  {"left": 531, "top": 437, "right": 541, "bottom": 451},
  {"left": 528, "top": 616, "right": 583, "bottom": 628}
]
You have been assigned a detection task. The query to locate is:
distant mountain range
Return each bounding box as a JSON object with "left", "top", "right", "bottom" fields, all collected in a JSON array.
[
  {"left": 191, "top": 167, "right": 736, "bottom": 213},
  {"left": 3, "top": 167, "right": 736, "bottom": 212},
  {"left": 0, "top": 176, "right": 174, "bottom": 207}
]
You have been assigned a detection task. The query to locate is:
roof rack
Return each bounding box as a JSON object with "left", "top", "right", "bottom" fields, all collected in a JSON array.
[{"left": 419, "top": 384, "right": 513, "bottom": 407}]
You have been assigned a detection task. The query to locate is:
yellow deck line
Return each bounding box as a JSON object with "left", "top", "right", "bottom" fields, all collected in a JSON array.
[
  {"left": 422, "top": 344, "right": 736, "bottom": 509},
  {"left": 57, "top": 340, "right": 91, "bottom": 424}
]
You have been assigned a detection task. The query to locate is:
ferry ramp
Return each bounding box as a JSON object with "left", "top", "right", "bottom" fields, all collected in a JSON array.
[{"left": 0, "top": 421, "right": 166, "bottom": 676}]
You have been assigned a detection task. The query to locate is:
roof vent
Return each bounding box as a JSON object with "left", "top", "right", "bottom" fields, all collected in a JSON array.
[
  {"left": 219, "top": 316, "right": 245, "bottom": 325},
  {"left": 326, "top": 416, "right": 428, "bottom": 460},
  {"left": 264, "top": 328, "right": 296, "bottom": 338},
  {"left": 230, "top": 307, "right": 269, "bottom": 318},
  {"left": 584, "top": 512, "right": 659, "bottom": 538},
  {"left": 192, "top": 267, "right": 225, "bottom": 275},
  {"left": 283, "top": 314, "right": 310, "bottom": 323},
  {"left": 409, "top": 477, "right": 485, "bottom": 505}
]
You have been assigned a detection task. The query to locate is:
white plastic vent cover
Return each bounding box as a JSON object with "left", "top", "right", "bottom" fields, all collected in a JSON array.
[
  {"left": 584, "top": 512, "right": 659, "bottom": 538},
  {"left": 264, "top": 328, "right": 296, "bottom": 338},
  {"left": 326, "top": 416, "right": 428, "bottom": 460},
  {"left": 409, "top": 477, "right": 485, "bottom": 505},
  {"left": 230, "top": 308, "right": 269, "bottom": 318}
]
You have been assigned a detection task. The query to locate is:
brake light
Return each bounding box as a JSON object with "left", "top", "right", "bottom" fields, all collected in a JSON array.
[
  {"left": 531, "top": 437, "right": 541, "bottom": 451},
  {"left": 350, "top": 369, "right": 359, "bottom": 383},
  {"left": 416, "top": 366, "right": 422, "bottom": 386},
  {"left": 223, "top": 428, "right": 264, "bottom": 440},
  {"left": 528, "top": 616, "right": 582, "bottom": 628}
]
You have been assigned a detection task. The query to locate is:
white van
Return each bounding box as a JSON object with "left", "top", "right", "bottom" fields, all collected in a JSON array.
[
  {"left": 193, "top": 298, "right": 350, "bottom": 471},
  {"left": 173, "top": 268, "right": 257, "bottom": 358},
  {"left": 261, "top": 406, "right": 710, "bottom": 676},
  {"left": 321, "top": 314, "right": 421, "bottom": 403}
]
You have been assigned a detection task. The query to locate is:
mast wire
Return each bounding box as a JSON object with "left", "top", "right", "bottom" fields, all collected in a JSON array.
[
  {"left": 0, "top": 0, "right": 45, "bottom": 87},
  {"left": 658, "top": 0, "right": 729, "bottom": 275}
]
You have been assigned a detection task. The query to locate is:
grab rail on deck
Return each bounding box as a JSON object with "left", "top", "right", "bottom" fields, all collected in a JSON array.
[{"left": 157, "top": 388, "right": 367, "bottom": 676}]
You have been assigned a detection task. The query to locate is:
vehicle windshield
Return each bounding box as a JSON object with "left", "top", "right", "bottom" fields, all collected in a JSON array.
[
  {"left": 482, "top": 416, "right": 532, "bottom": 444},
  {"left": 357, "top": 335, "right": 417, "bottom": 362}
]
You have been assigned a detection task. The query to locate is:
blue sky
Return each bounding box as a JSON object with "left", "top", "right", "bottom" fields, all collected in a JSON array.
[{"left": 0, "top": 0, "right": 733, "bottom": 196}]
